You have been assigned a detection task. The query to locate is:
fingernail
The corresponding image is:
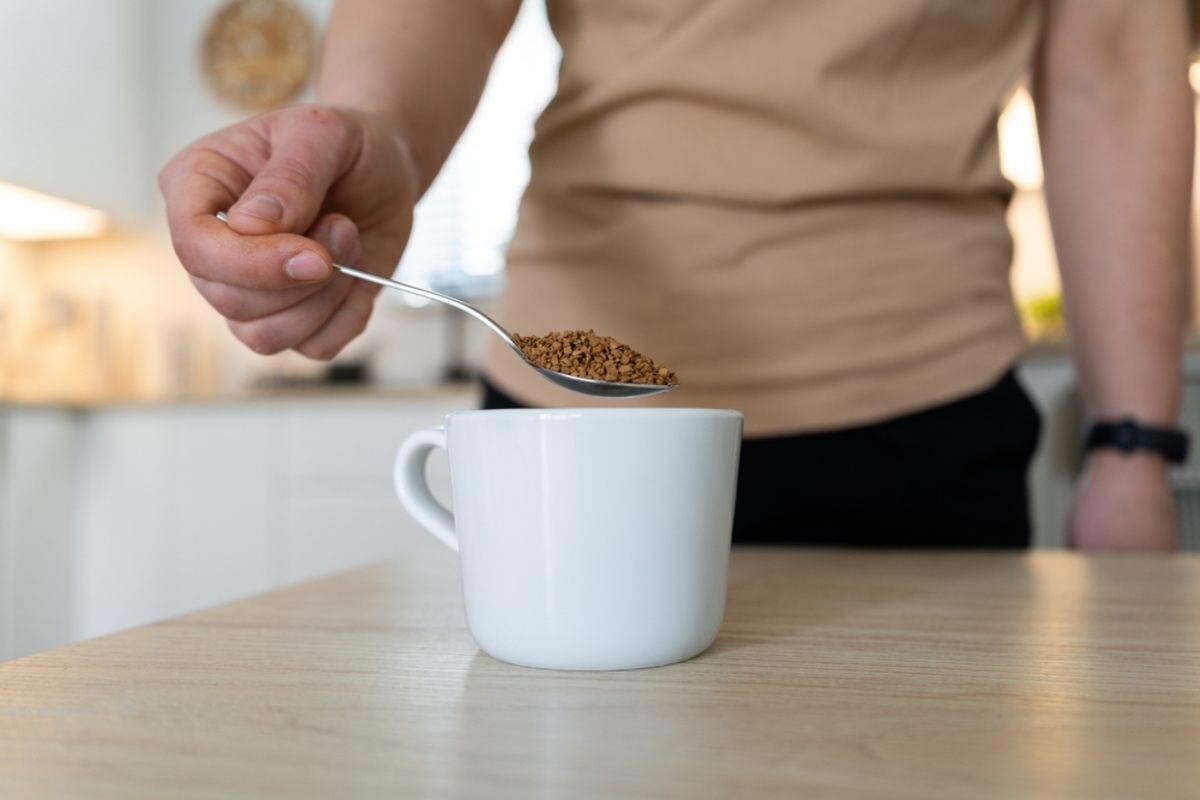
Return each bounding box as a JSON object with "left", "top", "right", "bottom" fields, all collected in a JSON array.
[
  {"left": 236, "top": 194, "right": 284, "bottom": 223},
  {"left": 285, "top": 251, "right": 330, "bottom": 281},
  {"left": 331, "top": 217, "right": 358, "bottom": 263}
]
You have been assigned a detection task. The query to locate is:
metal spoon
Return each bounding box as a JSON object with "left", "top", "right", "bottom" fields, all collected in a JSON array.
[{"left": 214, "top": 211, "right": 677, "bottom": 398}]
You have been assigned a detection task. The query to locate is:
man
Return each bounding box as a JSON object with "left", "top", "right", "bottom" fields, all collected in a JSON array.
[{"left": 159, "top": 0, "right": 1193, "bottom": 550}]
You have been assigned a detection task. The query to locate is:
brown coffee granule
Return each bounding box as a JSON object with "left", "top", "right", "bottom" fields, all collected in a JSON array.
[{"left": 512, "top": 329, "right": 679, "bottom": 386}]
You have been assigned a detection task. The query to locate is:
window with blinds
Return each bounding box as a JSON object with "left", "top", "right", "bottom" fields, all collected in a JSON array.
[{"left": 390, "top": 0, "right": 560, "bottom": 306}]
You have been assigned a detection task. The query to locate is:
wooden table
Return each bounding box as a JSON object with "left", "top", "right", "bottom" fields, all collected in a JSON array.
[{"left": 3, "top": 535, "right": 1199, "bottom": 799}]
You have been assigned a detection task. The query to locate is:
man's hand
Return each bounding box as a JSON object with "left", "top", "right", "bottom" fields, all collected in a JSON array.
[
  {"left": 1070, "top": 451, "right": 1176, "bottom": 552},
  {"left": 158, "top": 104, "right": 418, "bottom": 360},
  {"left": 160, "top": 1, "right": 519, "bottom": 360}
]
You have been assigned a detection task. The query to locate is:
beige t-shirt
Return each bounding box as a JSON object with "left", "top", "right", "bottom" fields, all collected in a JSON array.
[{"left": 485, "top": 0, "right": 1041, "bottom": 436}]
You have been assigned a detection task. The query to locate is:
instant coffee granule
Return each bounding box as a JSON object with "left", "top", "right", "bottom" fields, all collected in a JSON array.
[{"left": 512, "top": 329, "right": 679, "bottom": 386}]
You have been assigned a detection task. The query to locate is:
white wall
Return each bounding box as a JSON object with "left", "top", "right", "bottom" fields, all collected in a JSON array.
[{"left": 147, "top": 0, "right": 336, "bottom": 183}]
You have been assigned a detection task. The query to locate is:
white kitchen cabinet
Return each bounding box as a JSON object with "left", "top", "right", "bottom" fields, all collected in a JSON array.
[
  {"left": 0, "top": 406, "right": 78, "bottom": 662},
  {"left": 172, "top": 409, "right": 279, "bottom": 614},
  {"left": 74, "top": 404, "right": 282, "bottom": 639},
  {"left": 69, "top": 391, "right": 473, "bottom": 644},
  {"left": 0, "top": 390, "right": 472, "bottom": 662},
  {"left": 73, "top": 408, "right": 175, "bottom": 641},
  {"left": 278, "top": 400, "right": 455, "bottom": 585},
  {"left": 0, "top": 0, "right": 150, "bottom": 222}
]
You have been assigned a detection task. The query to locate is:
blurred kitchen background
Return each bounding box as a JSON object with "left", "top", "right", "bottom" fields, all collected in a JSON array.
[
  {"left": 0, "top": 0, "right": 560, "bottom": 401},
  {"left": 2, "top": 0, "right": 1200, "bottom": 661}
]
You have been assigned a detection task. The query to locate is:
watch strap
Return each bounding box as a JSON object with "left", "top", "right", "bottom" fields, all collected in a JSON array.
[{"left": 1084, "top": 419, "right": 1190, "bottom": 464}]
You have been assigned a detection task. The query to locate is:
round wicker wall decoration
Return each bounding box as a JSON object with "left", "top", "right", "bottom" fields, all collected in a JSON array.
[{"left": 202, "top": 0, "right": 315, "bottom": 112}]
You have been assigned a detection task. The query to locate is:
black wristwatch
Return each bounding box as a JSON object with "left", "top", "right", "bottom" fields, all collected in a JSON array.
[{"left": 1084, "top": 418, "right": 1190, "bottom": 464}]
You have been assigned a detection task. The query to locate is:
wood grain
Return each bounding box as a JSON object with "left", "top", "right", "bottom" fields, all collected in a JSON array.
[{"left": 2, "top": 537, "right": 1199, "bottom": 799}]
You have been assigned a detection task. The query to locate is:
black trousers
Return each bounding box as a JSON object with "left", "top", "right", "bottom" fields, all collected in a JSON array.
[{"left": 482, "top": 371, "right": 1042, "bottom": 548}]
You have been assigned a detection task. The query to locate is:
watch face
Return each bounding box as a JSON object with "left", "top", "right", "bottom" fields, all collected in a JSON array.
[{"left": 202, "top": 0, "right": 315, "bottom": 112}]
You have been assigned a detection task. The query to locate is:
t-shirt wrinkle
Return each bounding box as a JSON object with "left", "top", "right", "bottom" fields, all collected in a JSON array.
[{"left": 486, "top": 0, "right": 1042, "bottom": 436}]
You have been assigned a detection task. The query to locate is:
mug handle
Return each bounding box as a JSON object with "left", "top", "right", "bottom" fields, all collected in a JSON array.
[{"left": 394, "top": 427, "right": 458, "bottom": 553}]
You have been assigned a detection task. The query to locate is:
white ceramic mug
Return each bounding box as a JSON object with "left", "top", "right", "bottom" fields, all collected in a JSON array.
[{"left": 394, "top": 408, "right": 743, "bottom": 671}]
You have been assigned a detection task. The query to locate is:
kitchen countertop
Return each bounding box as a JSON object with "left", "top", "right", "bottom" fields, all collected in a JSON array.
[{"left": 2, "top": 537, "right": 1198, "bottom": 799}]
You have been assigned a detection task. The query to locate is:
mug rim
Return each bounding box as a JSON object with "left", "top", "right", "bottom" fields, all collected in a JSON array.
[{"left": 447, "top": 408, "right": 744, "bottom": 424}]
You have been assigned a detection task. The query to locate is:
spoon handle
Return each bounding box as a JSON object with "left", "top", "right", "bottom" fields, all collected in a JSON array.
[
  {"left": 333, "top": 263, "right": 520, "bottom": 353},
  {"left": 212, "top": 211, "right": 523, "bottom": 358}
]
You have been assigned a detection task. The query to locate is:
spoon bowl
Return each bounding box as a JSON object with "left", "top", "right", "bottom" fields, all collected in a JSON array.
[{"left": 214, "top": 212, "right": 677, "bottom": 399}]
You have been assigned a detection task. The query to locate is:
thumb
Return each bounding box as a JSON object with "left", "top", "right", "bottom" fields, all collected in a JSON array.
[{"left": 226, "top": 107, "right": 359, "bottom": 236}]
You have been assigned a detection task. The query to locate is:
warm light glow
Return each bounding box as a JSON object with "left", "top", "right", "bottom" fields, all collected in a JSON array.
[
  {"left": 1190, "top": 63, "right": 1200, "bottom": 94},
  {"left": 998, "top": 86, "right": 1043, "bottom": 192},
  {"left": 0, "top": 181, "right": 109, "bottom": 241}
]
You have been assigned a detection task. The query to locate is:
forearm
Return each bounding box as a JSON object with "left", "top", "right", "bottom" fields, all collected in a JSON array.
[
  {"left": 318, "top": 0, "right": 522, "bottom": 196},
  {"left": 1034, "top": 0, "right": 1193, "bottom": 425}
]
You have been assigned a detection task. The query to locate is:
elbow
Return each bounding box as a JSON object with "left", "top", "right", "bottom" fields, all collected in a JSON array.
[{"left": 1033, "top": 1, "right": 1191, "bottom": 106}]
